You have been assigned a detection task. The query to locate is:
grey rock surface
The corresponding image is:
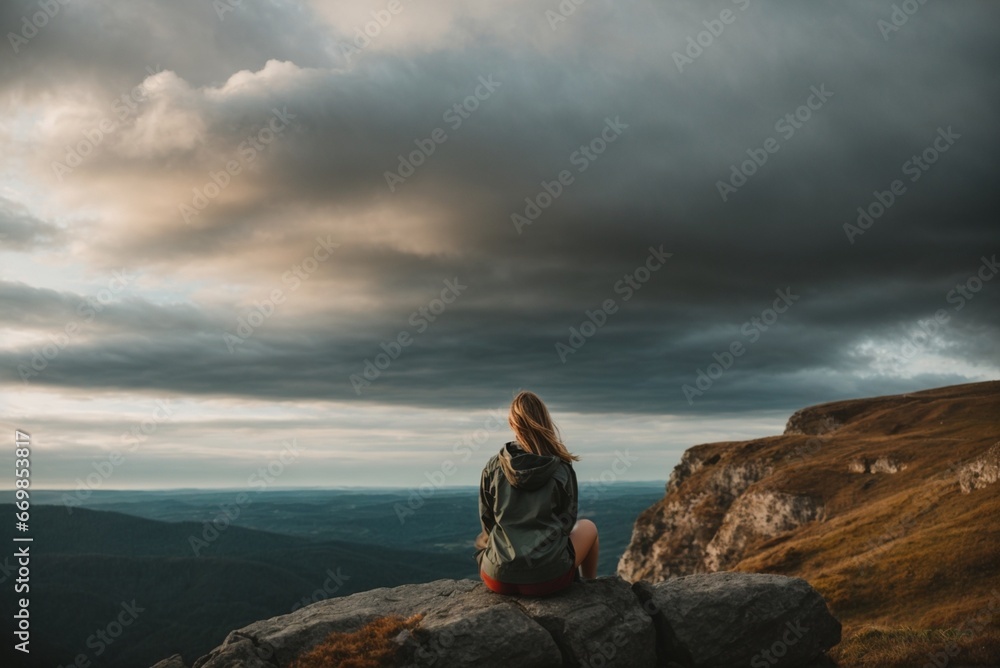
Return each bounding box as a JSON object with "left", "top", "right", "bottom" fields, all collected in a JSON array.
[
  {"left": 635, "top": 572, "right": 841, "bottom": 668},
  {"left": 158, "top": 572, "right": 839, "bottom": 668},
  {"left": 513, "top": 576, "right": 657, "bottom": 667},
  {"left": 150, "top": 655, "right": 189, "bottom": 668}
]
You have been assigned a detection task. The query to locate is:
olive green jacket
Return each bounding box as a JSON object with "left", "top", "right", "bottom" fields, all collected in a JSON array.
[{"left": 474, "top": 441, "right": 578, "bottom": 584}]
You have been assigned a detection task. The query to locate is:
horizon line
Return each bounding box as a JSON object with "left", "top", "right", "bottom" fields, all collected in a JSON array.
[{"left": 0, "top": 480, "right": 668, "bottom": 493}]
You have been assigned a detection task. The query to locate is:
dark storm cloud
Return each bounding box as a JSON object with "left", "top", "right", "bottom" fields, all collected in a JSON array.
[
  {"left": 0, "top": 280, "right": 218, "bottom": 333},
  {"left": 1, "top": 0, "right": 998, "bottom": 416}
]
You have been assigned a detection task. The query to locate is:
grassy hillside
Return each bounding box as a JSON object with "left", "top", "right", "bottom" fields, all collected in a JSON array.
[
  {"left": 625, "top": 381, "right": 1000, "bottom": 666},
  {"left": 737, "top": 382, "right": 1000, "bottom": 665}
]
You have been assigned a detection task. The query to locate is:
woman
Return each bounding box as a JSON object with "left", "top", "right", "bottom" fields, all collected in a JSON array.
[{"left": 474, "top": 390, "right": 600, "bottom": 595}]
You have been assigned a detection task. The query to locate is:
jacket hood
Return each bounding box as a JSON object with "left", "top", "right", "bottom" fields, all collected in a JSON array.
[{"left": 499, "top": 441, "right": 563, "bottom": 490}]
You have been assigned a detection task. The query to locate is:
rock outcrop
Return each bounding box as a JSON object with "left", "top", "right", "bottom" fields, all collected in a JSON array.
[
  {"left": 618, "top": 381, "right": 1000, "bottom": 642},
  {"left": 957, "top": 442, "right": 1000, "bottom": 493},
  {"left": 618, "top": 452, "right": 825, "bottom": 580},
  {"left": 633, "top": 573, "right": 841, "bottom": 668},
  {"left": 784, "top": 410, "right": 841, "bottom": 437},
  {"left": 703, "top": 491, "right": 825, "bottom": 572},
  {"left": 616, "top": 447, "right": 776, "bottom": 581},
  {"left": 151, "top": 572, "right": 840, "bottom": 668},
  {"left": 847, "top": 455, "right": 907, "bottom": 474}
]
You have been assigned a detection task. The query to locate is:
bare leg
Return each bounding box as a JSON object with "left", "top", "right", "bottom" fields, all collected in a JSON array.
[{"left": 569, "top": 519, "right": 599, "bottom": 579}]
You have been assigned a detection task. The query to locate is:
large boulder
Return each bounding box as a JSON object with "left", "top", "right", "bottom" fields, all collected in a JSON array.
[
  {"left": 633, "top": 572, "right": 841, "bottom": 668},
  {"left": 190, "top": 578, "right": 651, "bottom": 668},
  {"left": 512, "top": 576, "right": 657, "bottom": 667},
  {"left": 162, "top": 573, "right": 838, "bottom": 668}
]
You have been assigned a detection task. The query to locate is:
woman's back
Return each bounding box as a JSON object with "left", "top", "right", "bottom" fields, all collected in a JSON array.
[
  {"left": 474, "top": 391, "right": 599, "bottom": 596},
  {"left": 476, "top": 441, "right": 578, "bottom": 584}
]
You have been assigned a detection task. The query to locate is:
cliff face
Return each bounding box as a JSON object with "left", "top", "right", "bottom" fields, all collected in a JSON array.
[
  {"left": 618, "top": 381, "right": 1000, "bottom": 635},
  {"left": 617, "top": 450, "right": 777, "bottom": 580},
  {"left": 616, "top": 438, "right": 832, "bottom": 582},
  {"left": 151, "top": 572, "right": 841, "bottom": 668},
  {"left": 703, "top": 489, "right": 825, "bottom": 572}
]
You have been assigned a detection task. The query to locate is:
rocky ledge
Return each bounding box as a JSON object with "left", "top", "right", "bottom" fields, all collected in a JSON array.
[{"left": 151, "top": 572, "right": 840, "bottom": 668}]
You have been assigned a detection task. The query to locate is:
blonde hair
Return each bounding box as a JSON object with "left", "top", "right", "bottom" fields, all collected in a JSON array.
[{"left": 501, "top": 391, "right": 579, "bottom": 480}]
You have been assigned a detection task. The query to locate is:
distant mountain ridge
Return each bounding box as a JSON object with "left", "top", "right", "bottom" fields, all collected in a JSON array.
[{"left": 0, "top": 505, "right": 475, "bottom": 667}]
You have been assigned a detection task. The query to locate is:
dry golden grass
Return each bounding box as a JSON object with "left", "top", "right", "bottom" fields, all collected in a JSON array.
[
  {"left": 831, "top": 626, "right": 1000, "bottom": 667},
  {"left": 717, "top": 381, "right": 1000, "bottom": 666},
  {"left": 289, "top": 613, "right": 424, "bottom": 668}
]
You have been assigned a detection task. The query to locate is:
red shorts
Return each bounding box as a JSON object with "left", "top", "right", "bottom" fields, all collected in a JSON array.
[{"left": 480, "top": 564, "right": 577, "bottom": 596}]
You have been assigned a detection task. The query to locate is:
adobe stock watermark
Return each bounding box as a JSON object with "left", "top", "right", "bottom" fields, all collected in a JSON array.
[
  {"left": 843, "top": 126, "right": 959, "bottom": 244},
  {"left": 339, "top": 0, "right": 414, "bottom": 62},
  {"left": 716, "top": 84, "right": 833, "bottom": 202},
  {"left": 7, "top": 0, "right": 71, "bottom": 54},
  {"left": 946, "top": 254, "right": 998, "bottom": 312},
  {"left": 920, "top": 589, "right": 1000, "bottom": 668},
  {"left": 885, "top": 253, "right": 997, "bottom": 366},
  {"left": 188, "top": 440, "right": 301, "bottom": 556},
  {"left": 179, "top": 107, "right": 296, "bottom": 224},
  {"left": 213, "top": 0, "right": 243, "bottom": 21},
  {"left": 18, "top": 268, "right": 136, "bottom": 383},
  {"left": 511, "top": 116, "right": 629, "bottom": 234},
  {"left": 877, "top": 0, "right": 931, "bottom": 41},
  {"left": 290, "top": 566, "right": 352, "bottom": 611},
  {"left": 223, "top": 235, "right": 339, "bottom": 352},
  {"left": 350, "top": 277, "right": 468, "bottom": 394},
  {"left": 854, "top": 510, "right": 920, "bottom": 577},
  {"left": 682, "top": 287, "right": 800, "bottom": 404},
  {"left": 51, "top": 64, "right": 164, "bottom": 181},
  {"left": 783, "top": 417, "right": 837, "bottom": 465},
  {"left": 519, "top": 509, "right": 579, "bottom": 570},
  {"left": 580, "top": 629, "right": 630, "bottom": 668},
  {"left": 749, "top": 619, "right": 810, "bottom": 667},
  {"left": 521, "top": 452, "right": 638, "bottom": 569},
  {"left": 394, "top": 405, "right": 507, "bottom": 524},
  {"left": 545, "top": 0, "right": 589, "bottom": 31},
  {"left": 55, "top": 600, "right": 144, "bottom": 668},
  {"left": 384, "top": 75, "right": 501, "bottom": 192},
  {"left": 400, "top": 627, "right": 458, "bottom": 668},
  {"left": 672, "top": 0, "right": 752, "bottom": 73},
  {"left": 580, "top": 450, "right": 640, "bottom": 504},
  {"left": 556, "top": 245, "right": 671, "bottom": 363},
  {"left": 62, "top": 399, "right": 175, "bottom": 513}
]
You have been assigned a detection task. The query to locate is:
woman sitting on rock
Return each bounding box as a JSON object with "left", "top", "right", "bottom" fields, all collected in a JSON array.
[{"left": 474, "top": 390, "right": 599, "bottom": 595}]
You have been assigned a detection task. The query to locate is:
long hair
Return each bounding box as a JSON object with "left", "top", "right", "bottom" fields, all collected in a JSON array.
[{"left": 501, "top": 391, "right": 579, "bottom": 481}]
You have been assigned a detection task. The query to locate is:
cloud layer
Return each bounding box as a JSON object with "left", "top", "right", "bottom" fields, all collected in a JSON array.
[{"left": 1, "top": 0, "right": 998, "bottom": 485}]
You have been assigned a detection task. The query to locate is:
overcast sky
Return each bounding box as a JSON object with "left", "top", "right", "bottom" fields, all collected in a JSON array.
[{"left": 1, "top": 0, "right": 997, "bottom": 490}]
